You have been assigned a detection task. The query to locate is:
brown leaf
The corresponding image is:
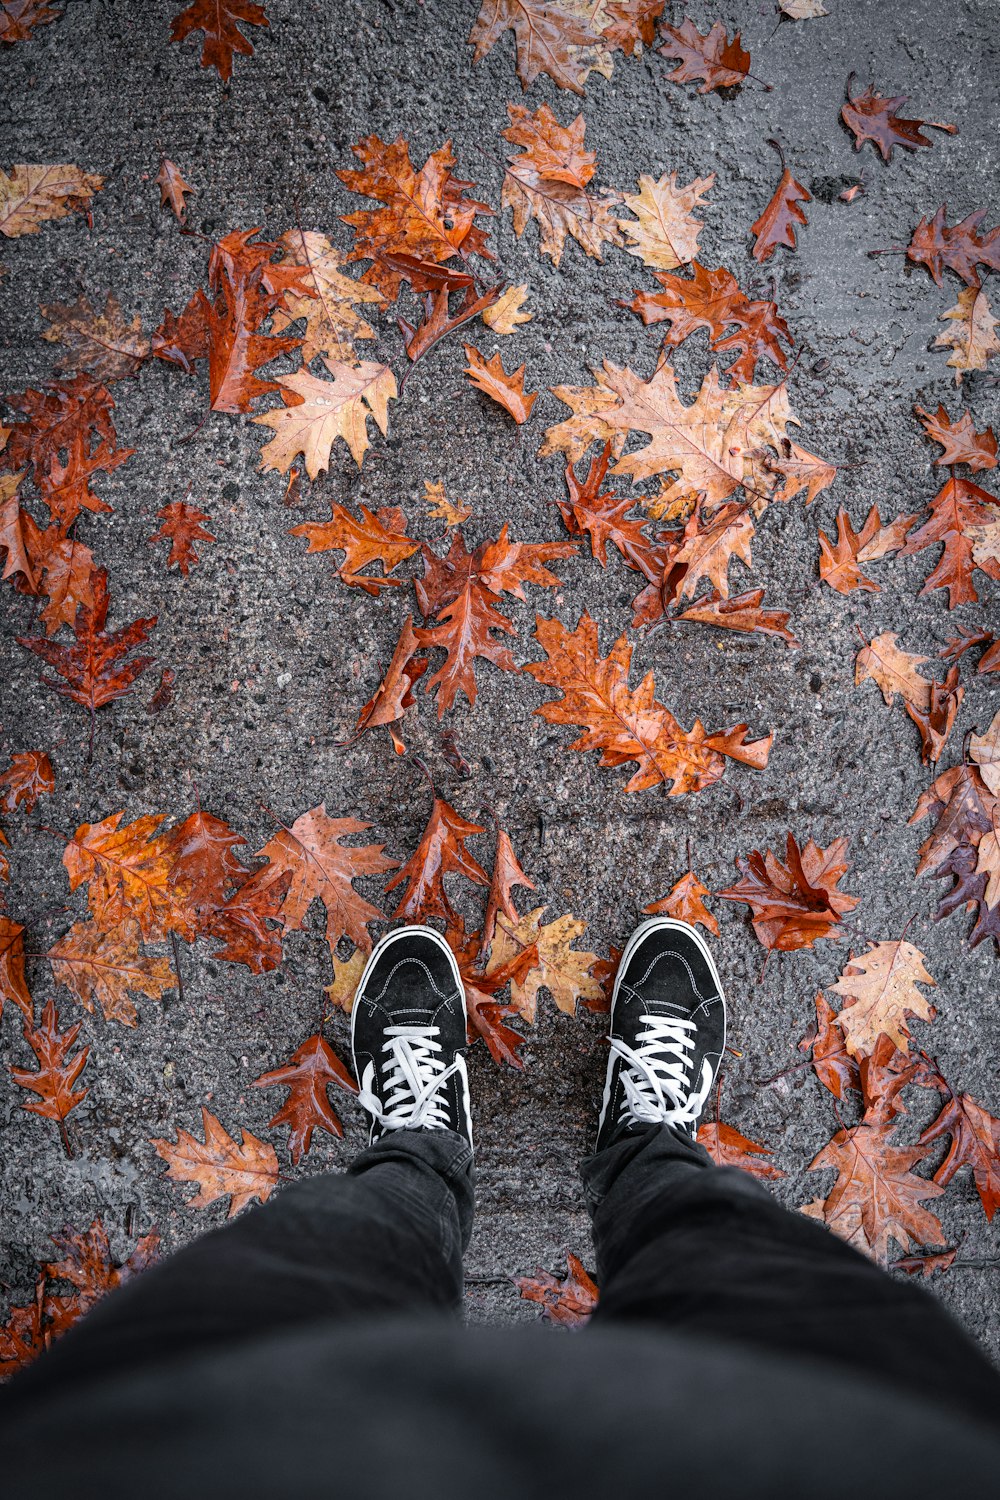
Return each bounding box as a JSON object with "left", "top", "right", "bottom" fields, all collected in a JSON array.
[
  {"left": 423, "top": 479, "right": 473, "bottom": 528},
  {"left": 817, "top": 507, "right": 884, "bottom": 593},
  {"left": 830, "top": 941, "right": 936, "bottom": 1057},
  {"left": 48, "top": 918, "right": 174, "bottom": 1026},
  {"left": 697, "top": 1121, "right": 785, "bottom": 1180},
  {"left": 719, "top": 833, "right": 858, "bottom": 951},
  {"left": 751, "top": 167, "right": 811, "bottom": 262},
  {"left": 643, "top": 870, "right": 719, "bottom": 935},
  {"left": 904, "top": 664, "right": 964, "bottom": 765},
  {"left": 526, "top": 611, "right": 772, "bottom": 795},
  {"left": 0, "top": 163, "right": 103, "bottom": 238},
  {"left": 502, "top": 103, "right": 622, "bottom": 266},
  {"left": 616, "top": 171, "right": 714, "bottom": 270},
  {"left": 43, "top": 1217, "right": 159, "bottom": 1310},
  {"left": 516, "top": 1252, "right": 598, "bottom": 1325},
  {"left": 0, "top": 1276, "right": 46, "bottom": 1377},
  {"left": 906, "top": 205, "right": 1000, "bottom": 288},
  {"left": 0, "top": 913, "right": 32, "bottom": 1022},
  {"left": 40, "top": 293, "right": 148, "bottom": 383},
  {"left": 254, "top": 1034, "right": 357, "bottom": 1165},
  {"left": 801, "top": 992, "right": 861, "bottom": 1101},
  {"left": 152, "top": 1106, "right": 280, "bottom": 1217},
  {"left": 481, "top": 827, "right": 536, "bottom": 956},
  {"left": 901, "top": 473, "right": 1000, "bottom": 608},
  {"left": 557, "top": 443, "right": 668, "bottom": 587},
  {"left": 489, "top": 906, "right": 602, "bottom": 1020},
  {"left": 336, "top": 135, "right": 493, "bottom": 299},
  {"left": 0, "top": 749, "right": 53, "bottom": 813},
  {"left": 855, "top": 631, "right": 932, "bottom": 710},
  {"left": 150, "top": 500, "right": 215, "bottom": 576},
  {"left": 677, "top": 587, "right": 800, "bottom": 647},
  {"left": 468, "top": 0, "right": 601, "bottom": 95},
  {"left": 270, "top": 228, "right": 382, "bottom": 364},
  {"left": 463, "top": 344, "right": 537, "bottom": 423},
  {"left": 290, "top": 500, "right": 417, "bottom": 592},
  {"left": 891, "top": 1248, "right": 957, "bottom": 1277},
  {"left": 23, "top": 518, "right": 97, "bottom": 636},
  {"left": 0, "top": 374, "right": 134, "bottom": 527},
  {"left": 385, "top": 796, "right": 488, "bottom": 928},
  {"left": 659, "top": 18, "right": 750, "bottom": 92},
  {"left": 207, "top": 868, "right": 290, "bottom": 973},
  {"left": 841, "top": 81, "right": 956, "bottom": 160},
  {"left": 481, "top": 283, "right": 532, "bottom": 335},
  {"left": 62, "top": 810, "right": 193, "bottom": 942},
  {"left": 397, "top": 282, "right": 502, "bottom": 364},
  {"left": 255, "top": 360, "right": 398, "bottom": 475},
  {"left": 156, "top": 157, "right": 196, "bottom": 223},
  {"left": 163, "top": 810, "right": 249, "bottom": 926},
  {"left": 807, "top": 1119, "right": 945, "bottom": 1261},
  {"left": 355, "top": 614, "right": 429, "bottom": 754},
  {"left": 169, "top": 0, "right": 268, "bottom": 81},
  {"left": 12, "top": 999, "right": 89, "bottom": 1123},
  {"left": 933, "top": 286, "right": 1000, "bottom": 382},
  {"left": 600, "top": 0, "right": 665, "bottom": 54},
  {"left": 916, "top": 403, "right": 998, "bottom": 471},
  {"left": 1, "top": 2, "right": 63, "bottom": 45},
  {"left": 19, "top": 571, "right": 156, "bottom": 725},
  {"left": 920, "top": 1085, "right": 1000, "bottom": 1222}
]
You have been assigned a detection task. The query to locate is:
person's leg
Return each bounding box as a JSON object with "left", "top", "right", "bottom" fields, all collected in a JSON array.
[
  {"left": 582, "top": 917, "right": 1000, "bottom": 1428},
  {"left": 9, "top": 926, "right": 475, "bottom": 1397}
]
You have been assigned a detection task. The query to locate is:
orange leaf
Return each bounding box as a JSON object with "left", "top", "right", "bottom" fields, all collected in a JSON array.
[
  {"left": 386, "top": 796, "right": 488, "bottom": 927},
  {"left": 643, "top": 869, "right": 718, "bottom": 935},
  {"left": 0, "top": 913, "right": 32, "bottom": 1022},
  {"left": 150, "top": 500, "right": 215, "bottom": 575},
  {"left": 0, "top": 749, "right": 53, "bottom": 813},
  {"left": 463, "top": 344, "right": 537, "bottom": 424},
  {"left": 152, "top": 1106, "right": 280, "bottom": 1217},
  {"left": 719, "top": 833, "right": 858, "bottom": 951},
  {"left": 12, "top": 1000, "right": 90, "bottom": 1123},
  {"left": 751, "top": 167, "right": 811, "bottom": 263},
  {"left": 290, "top": 502, "right": 417, "bottom": 593},
  {"left": 841, "top": 81, "right": 956, "bottom": 161},
  {"left": 516, "top": 1252, "right": 598, "bottom": 1325},
  {"left": 697, "top": 1121, "right": 784, "bottom": 1180},
  {"left": 254, "top": 1034, "right": 357, "bottom": 1165},
  {"left": 169, "top": 0, "right": 269, "bottom": 82}
]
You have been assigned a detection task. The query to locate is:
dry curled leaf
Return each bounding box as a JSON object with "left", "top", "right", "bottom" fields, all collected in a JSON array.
[
  {"left": 152, "top": 1106, "right": 280, "bottom": 1217},
  {"left": 156, "top": 158, "right": 195, "bottom": 223}
]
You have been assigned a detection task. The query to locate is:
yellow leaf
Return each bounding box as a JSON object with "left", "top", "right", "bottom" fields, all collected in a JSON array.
[
  {"left": 830, "top": 941, "right": 936, "bottom": 1056},
  {"left": 255, "top": 360, "right": 397, "bottom": 476},
  {"left": 0, "top": 164, "right": 103, "bottom": 238},
  {"left": 481, "top": 283, "right": 533, "bottom": 335},
  {"left": 616, "top": 171, "right": 714, "bottom": 270}
]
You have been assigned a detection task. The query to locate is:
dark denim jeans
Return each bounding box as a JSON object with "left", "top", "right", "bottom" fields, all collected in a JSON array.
[{"left": 12, "top": 1122, "right": 1000, "bottom": 1428}]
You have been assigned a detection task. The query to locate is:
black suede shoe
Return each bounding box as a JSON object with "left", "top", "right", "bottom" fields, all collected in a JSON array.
[
  {"left": 352, "top": 925, "right": 472, "bottom": 1147},
  {"left": 596, "top": 917, "right": 726, "bottom": 1153}
]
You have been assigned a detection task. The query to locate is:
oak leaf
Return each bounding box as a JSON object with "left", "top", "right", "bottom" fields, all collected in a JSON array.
[
  {"left": 385, "top": 796, "right": 488, "bottom": 928},
  {"left": 556, "top": 445, "right": 670, "bottom": 616},
  {"left": 933, "top": 287, "right": 1000, "bottom": 382},
  {"left": 1, "top": 1, "right": 62, "bottom": 44},
  {"left": 22, "top": 516, "right": 97, "bottom": 635},
  {"left": 659, "top": 18, "right": 750, "bottom": 92},
  {"left": 336, "top": 135, "right": 493, "bottom": 299},
  {"left": 818, "top": 508, "right": 882, "bottom": 593},
  {"left": 0, "top": 163, "right": 103, "bottom": 237},
  {"left": 516, "top": 1253, "right": 598, "bottom": 1326},
  {"left": 152, "top": 1106, "right": 279, "bottom": 1217},
  {"left": 397, "top": 281, "right": 503, "bottom": 364},
  {"left": 44, "top": 1217, "right": 159, "bottom": 1312},
  {"left": 163, "top": 810, "right": 249, "bottom": 926},
  {"left": 1, "top": 374, "right": 134, "bottom": 527},
  {"left": 463, "top": 344, "right": 537, "bottom": 423},
  {"left": 905, "top": 666, "right": 964, "bottom": 766},
  {"left": 269, "top": 228, "right": 382, "bottom": 363},
  {"left": 526, "top": 611, "right": 772, "bottom": 795},
  {"left": 916, "top": 403, "right": 997, "bottom": 471},
  {"left": 12, "top": 1000, "right": 89, "bottom": 1122},
  {"left": 63, "top": 811, "right": 193, "bottom": 942},
  {"left": 290, "top": 500, "right": 417, "bottom": 592},
  {"left": 778, "top": 0, "right": 826, "bottom": 15},
  {"left": 207, "top": 868, "right": 290, "bottom": 972},
  {"left": 970, "top": 713, "right": 1000, "bottom": 796},
  {"left": 448, "top": 920, "right": 531, "bottom": 1069},
  {"left": 902, "top": 473, "right": 1000, "bottom": 607},
  {"left": 801, "top": 992, "right": 861, "bottom": 1100},
  {"left": 920, "top": 1084, "right": 1000, "bottom": 1222},
  {"left": 248, "top": 805, "right": 395, "bottom": 956},
  {"left": 677, "top": 587, "right": 800, "bottom": 647},
  {"left": 481, "top": 827, "right": 536, "bottom": 956},
  {"left": 841, "top": 81, "right": 956, "bottom": 160},
  {"left": 169, "top": 0, "right": 268, "bottom": 81},
  {"left": 40, "top": 293, "right": 148, "bottom": 382},
  {"left": 697, "top": 1122, "right": 784, "bottom": 1180},
  {"left": 468, "top": 0, "right": 601, "bottom": 95},
  {"left": 599, "top": 0, "right": 665, "bottom": 53},
  {"left": 751, "top": 165, "right": 811, "bottom": 262},
  {"left": 502, "top": 103, "right": 622, "bottom": 266},
  {"left": 906, "top": 205, "right": 1000, "bottom": 288},
  {"left": 616, "top": 171, "right": 714, "bottom": 271},
  {"left": 807, "top": 1119, "right": 944, "bottom": 1261},
  {"left": 355, "top": 614, "right": 429, "bottom": 754},
  {"left": 255, "top": 360, "right": 398, "bottom": 475},
  {"left": 19, "top": 571, "right": 156, "bottom": 732},
  {"left": 150, "top": 500, "right": 215, "bottom": 575},
  {"left": 624, "top": 260, "right": 792, "bottom": 385},
  {"left": 423, "top": 479, "right": 473, "bottom": 528},
  {"left": 156, "top": 158, "right": 195, "bottom": 223},
  {"left": 643, "top": 870, "right": 719, "bottom": 935},
  {"left": 489, "top": 906, "right": 602, "bottom": 1020},
  {"left": 537, "top": 363, "right": 630, "bottom": 464},
  {"left": 48, "top": 918, "right": 174, "bottom": 1026},
  {"left": 652, "top": 501, "right": 756, "bottom": 609},
  {"left": 0, "top": 749, "right": 54, "bottom": 813},
  {"left": 719, "top": 833, "right": 858, "bottom": 951},
  {"left": 855, "top": 632, "right": 931, "bottom": 709},
  {"left": 481, "top": 283, "right": 532, "bottom": 334},
  {"left": 830, "top": 941, "right": 936, "bottom": 1057},
  {"left": 323, "top": 949, "right": 367, "bottom": 1014},
  {"left": 254, "top": 1034, "right": 357, "bottom": 1165},
  {"left": 0, "top": 913, "right": 32, "bottom": 1021}
]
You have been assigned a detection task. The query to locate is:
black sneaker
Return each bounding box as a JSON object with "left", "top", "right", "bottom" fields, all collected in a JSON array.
[
  {"left": 596, "top": 917, "right": 726, "bottom": 1152},
  {"left": 352, "top": 925, "right": 472, "bottom": 1147}
]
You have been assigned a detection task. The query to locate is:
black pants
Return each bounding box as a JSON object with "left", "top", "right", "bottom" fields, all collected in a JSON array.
[{"left": 11, "top": 1123, "right": 1000, "bottom": 1425}]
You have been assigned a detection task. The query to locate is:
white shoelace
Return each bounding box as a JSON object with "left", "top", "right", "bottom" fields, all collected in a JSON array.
[
  {"left": 357, "top": 1024, "right": 459, "bottom": 1131},
  {"left": 609, "top": 1013, "right": 713, "bottom": 1129}
]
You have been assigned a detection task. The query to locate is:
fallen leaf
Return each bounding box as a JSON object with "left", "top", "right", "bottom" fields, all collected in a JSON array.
[
  {"left": 12, "top": 1000, "right": 89, "bottom": 1123},
  {"left": 163, "top": 809, "right": 249, "bottom": 926},
  {"left": 63, "top": 810, "right": 192, "bottom": 942},
  {"left": 48, "top": 918, "right": 174, "bottom": 1026},
  {"left": 0, "top": 749, "right": 54, "bottom": 813},
  {"left": 150, "top": 500, "right": 215, "bottom": 575},
  {"left": 1, "top": 374, "right": 134, "bottom": 527},
  {"left": 269, "top": 228, "right": 383, "bottom": 363},
  {"left": 156, "top": 158, "right": 195, "bottom": 223},
  {"left": 904, "top": 665, "right": 964, "bottom": 765},
  {"left": 489, "top": 906, "right": 602, "bottom": 1020},
  {"left": 0, "top": 163, "right": 103, "bottom": 237},
  {"left": 802, "top": 992, "right": 861, "bottom": 1100},
  {"left": 719, "top": 833, "right": 858, "bottom": 951},
  {"left": 254, "top": 1034, "right": 357, "bottom": 1165},
  {"left": 933, "top": 286, "right": 1000, "bottom": 382},
  {"left": 290, "top": 500, "right": 417, "bottom": 592},
  {"left": 385, "top": 796, "right": 488, "bottom": 928},
  {"left": 902, "top": 473, "right": 1000, "bottom": 607},
  {"left": 830, "top": 941, "right": 936, "bottom": 1057},
  {"left": 778, "top": 0, "right": 826, "bottom": 16},
  {"left": 39, "top": 292, "right": 148, "bottom": 382},
  {"left": 23, "top": 519, "right": 97, "bottom": 636},
  {"left": 891, "top": 1248, "right": 957, "bottom": 1277},
  {"left": 677, "top": 587, "right": 800, "bottom": 647},
  {"left": 751, "top": 164, "right": 811, "bottom": 262},
  {"left": 44, "top": 1217, "right": 158, "bottom": 1313},
  {"left": 616, "top": 171, "right": 714, "bottom": 270},
  {"left": 468, "top": 0, "right": 601, "bottom": 95},
  {"left": 396, "top": 281, "right": 502, "bottom": 364},
  {"left": 697, "top": 1121, "right": 785, "bottom": 1180},
  {"left": 0, "top": 914, "right": 32, "bottom": 1021},
  {"left": 516, "top": 1252, "right": 598, "bottom": 1325},
  {"left": 207, "top": 868, "right": 290, "bottom": 973},
  {"left": 855, "top": 631, "right": 931, "bottom": 709},
  {"left": 526, "top": 611, "right": 772, "bottom": 795},
  {"left": 1, "top": 1, "right": 63, "bottom": 44},
  {"left": 659, "top": 17, "right": 750, "bottom": 93},
  {"left": 169, "top": 0, "right": 269, "bottom": 81},
  {"left": 599, "top": 0, "right": 665, "bottom": 54},
  {"left": 502, "top": 103, "right": 622, "bottom": 266},
  {"left": 152, "top": 1106, "right": 280, "bottom": 1216},
  {"left": 255, "top": 360, "right": 398, "bottom": 475},
  {"left": 920, "top": 1084, "right": 1000, "bottom": 1222},
  {"left": 807, "top": 1119, "right": 945, "bottom": 1261},
  {"left": 481, "top": 283, "right": 532, "bottom": 333},
  {"left": 841, "top": 80, "right": 956, "bottom": 160},
  {"left": 643, "top": 869, "right": 718, "bottom": 934},
  {"left": 907, "top": 205, "right": 1000, "bottom": 288},
  {"left": 481, "top": 827, "right": 536, "bottom": 956},
  {"left": 355, "top": 614, "right": 428, "bottom": 754},
  {"left": 423, "top": 479, "right": 473, "bottom": 528},
  {"left": 970, "top": 712, "right": 1000, "bottom": 795},
  {"left": 323, "top": 950, "right": 367, "bottom": 1014},
  {"left": 463, "top": 343, "right": 537, "bottom": 423}
]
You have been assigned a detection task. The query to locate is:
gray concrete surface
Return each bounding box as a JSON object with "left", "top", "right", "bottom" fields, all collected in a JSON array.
[{"left": 2, "top": 0, "right": 998, "bottom": 1351}]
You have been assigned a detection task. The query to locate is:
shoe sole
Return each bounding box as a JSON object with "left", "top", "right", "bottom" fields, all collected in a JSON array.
[
  {"left": 351, "top": 924, "right": 472, "bottom": 1146},
  {"left": 599, "top": 916, "right": 727, "bottom": 1140}
]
